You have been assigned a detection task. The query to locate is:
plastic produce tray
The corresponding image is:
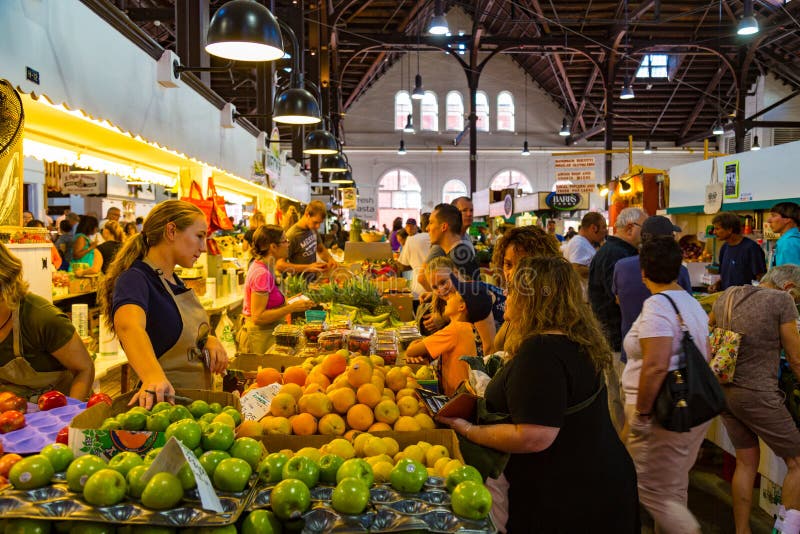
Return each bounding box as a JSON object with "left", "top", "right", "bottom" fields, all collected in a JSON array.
[
  {"left": 0, "top": 400, "right": 86, "bottom": 454},
  {"left": 248, "top": 477, "right": 496, "bottom": 534},
  {"left": 0, "top": 475, "right": 257, "bottom": 528}
]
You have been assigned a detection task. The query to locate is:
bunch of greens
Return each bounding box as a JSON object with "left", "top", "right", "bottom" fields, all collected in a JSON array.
[{"left": 307, "top": 275, "right": 383, "bottom": 313}]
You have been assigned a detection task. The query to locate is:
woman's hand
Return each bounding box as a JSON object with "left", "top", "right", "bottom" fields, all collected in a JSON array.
[
  {"left": 131, "top": 379, "right": 175, "bottom": 410},
  {"left": 437, "top": 416, "right": 472, "bottom": 437},
  {"left": 289, "top": 299, "right": 314, "bottom": 313},
  {"left": 204, "top": 336, "right": 229, "bottom": 375}
]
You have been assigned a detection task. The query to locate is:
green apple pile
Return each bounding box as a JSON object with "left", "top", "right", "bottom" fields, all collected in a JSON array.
[{"left": 8, "top": 400, "right": 267, "bottom": 511}]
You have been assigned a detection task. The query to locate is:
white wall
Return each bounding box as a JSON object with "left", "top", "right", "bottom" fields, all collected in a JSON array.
[{"left": 0, "top": 0, "right": 257, "bottom": 179}]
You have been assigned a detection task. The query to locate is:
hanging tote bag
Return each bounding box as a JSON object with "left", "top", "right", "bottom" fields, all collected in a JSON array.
[
  {"left": 653, "top": 293, "right": 726, "bottom": 433},
  {"left": 704, "top": 157, "right": 723, "bottom": 214},
  {"left": 207, "top": 177, "right": 234, "bottom": 232},
  {"left": 709, "top": 287, "right": 744, "bottom": 384},
  {"left": 181, "top": 180, "right": 213, "bottom": 227}
]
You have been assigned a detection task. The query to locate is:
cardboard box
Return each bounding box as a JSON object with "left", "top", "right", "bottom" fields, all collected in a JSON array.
[
  {"left": 69, "top": 389, "right": 240, "bottom": 460},
  {"left": 260, "top": 429, "right": 464, "bottom": 463},
  {"left": 373, "top": 278, "right": 409, "bottom": 294},
  {"left": 382, "top": 294, "right": 415, "bottom": 321},
  {"left": 224, "top": 353, "right": 309, "bottom": 393},
  {"left": 68, "top": 276, "right": 98, "bottom": 295}
]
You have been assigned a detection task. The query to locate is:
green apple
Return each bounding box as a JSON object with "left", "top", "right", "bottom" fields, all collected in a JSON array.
[
  {"left": 389, "top": 458, "right": 427, "bottom": 493},
  {"left": 143, "top": 447, "right": 163, "bottom": 465},
  {"left": 450, "top": 480, "right": 492, "bottom": 520},
  {"left": 146, "top": 412, "right": 171, "bottom": 432},
  {"left": 99, "top": 419, "right": 121, "bottom": 431},
  {"left": 68, "top": 522, "right": 115, "bottom": 534},
  {"left": 257, "top": 453, "right": 289, "bottom": 483},
  {"left": 229, "top": 437, "right": 264, "bottom": 470},
  {"left": 40, "top": 443, "right": 74, "bottom": 472},
  {"left": 83, "top": 469, "right": 127, "bottom": 506},
  {"left": 151, "top": 401, "right": 173, "bottom": 414},
  {"left": 331, "top": 477, "right": 370, "bottom": 515},
  {"left": 9, "top": 455, "right": 55, "bottom": 490},
  {"left": 4, "top": 519, "right": 52, "bottom": 534},
  {"left": 187, "top": 400, "right": 211, "bottom": 419},
  {"left": 66, "top": 455, "right": 107, "bottom": 492},
  {"left": 199, "top": 412, "right": 217, "bottom": 424},
  {"left": 128, "top": 407, "right": 151, "bottom": 417},
  {"left": 107, "top": 451, "right": 144, "bottom": 477},
  {"left": 445, "top": 465, "right": 483, "bottom": 493},
  {"left": 318, "top": 454, "right": 344, "bottom": 484},
  {"left": 195, "top": 527, "right": 236, "bottom": 534},
  {"left": 168, "top": 405, "right": 193, "bottom": 423},
  {"left": 241, "top": 509, "right": 282, "bottom": 534},
  {"left": 201, "top": 422, "right": 235, "bottom": 452},
  {"left": 281, "top": 456, "right": 320, "bottom": 489},
  {"left": 177, "top": 462, "right": 197, "bottom": 490},
  {"left": 221, "top": 407, "right": 242, "bottom": 426},
  {"left": 165, "top": 420, "right": 203, "bottom": 450},
  {"left": 119, "top": 412, "right": 147, "bottom": 431},
  {"left": 336, "top": 458, "right": 373, "bottom": 487},
  {"left": 126, "top": 465, "right": 149, "bottom": 498},
  {"left": 208, "top": 402, "right": 223, "bottom": 414},
  {"left": 269, "top": 479, "right": 311, "bottom": 521},
  {"left": 213, "top": 458, "right": 252, "bottom": 492},
  {"left": 141, "top": 472, "right": 183, "bottom": 510},
  {"left": 198, "top": 450, "right": 231, "bottom": 478}
]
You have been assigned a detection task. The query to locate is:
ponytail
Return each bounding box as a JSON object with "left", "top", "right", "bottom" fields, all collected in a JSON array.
[{"left": 98, "top": 233, "right": 147, "bottom": 332}]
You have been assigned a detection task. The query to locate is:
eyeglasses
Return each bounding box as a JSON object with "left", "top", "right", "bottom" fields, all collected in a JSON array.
[{"left": 631, "top": 222, "right": 641, "bottom": 228}]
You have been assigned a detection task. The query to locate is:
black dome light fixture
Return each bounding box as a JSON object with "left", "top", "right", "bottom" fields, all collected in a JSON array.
[
  {"left": 559, "top": 118, "right": 571, "bottom": 137},
  {"left": 737, "top": 0, "right": 759, "bottom": 36},
  {"left": 428, "top": 0, "right": 449, "bottom": 35},
  {"left": 206, "top": 0, "right": 285, "bottom": 62},
  {"left": 272, "top": 20, "right": 321, "bottom": 125},
  {"left": 303, "top": 121, "right": 339, "bottom": 155},
  {"left": 320, "top": 153, "right": 348, "bottom": 173},
  {"left": 331, "top": 168, "right": 354, "bottom": 184}
]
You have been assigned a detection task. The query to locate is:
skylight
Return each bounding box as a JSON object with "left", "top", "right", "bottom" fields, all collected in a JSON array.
[{"left": 636, "top": 54, "right": 669, "bottom": 79}]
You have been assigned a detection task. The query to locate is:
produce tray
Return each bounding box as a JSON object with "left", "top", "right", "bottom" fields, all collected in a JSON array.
[
  {"left": 0, "top": 476, "right": 258, "bottom": 528},
  {"left": 0, "top": 399, "right": 86, "bottom": 455},
  {"left": 248, "top": 479, "right": 496, "bottom": 534}
]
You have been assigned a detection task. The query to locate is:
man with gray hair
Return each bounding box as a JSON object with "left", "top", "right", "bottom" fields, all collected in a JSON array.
[{"left": 589, "top": 207, "right": 646, "bottom": 433}]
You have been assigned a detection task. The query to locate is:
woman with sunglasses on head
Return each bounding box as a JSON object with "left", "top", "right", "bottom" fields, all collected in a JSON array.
[
  {"left": 98, "top": 200, "right": 229, "bottom": 408},
  {"left": 239, "top": 225, "right": 313, "bottom": 354}
]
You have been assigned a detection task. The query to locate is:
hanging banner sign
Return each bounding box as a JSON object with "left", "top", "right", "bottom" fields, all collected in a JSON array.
[
  {"left": 353, "top": 187, "right": 378, "bottom": 221},
  {"left": 556, "top": 183, "right": 597, "bottom": 194},
  {"left": 724, "top": 161, "right": 739, "bottom": 199},
  {"left": 545, "top": 192, "right": 586, "bottom": 211},
  {"left": 341, "top": 188, "right": 357, "bottom": 209},
  {"left": 555, "top": 170, "right": 595, "bottom": 182},
  {"left": 554, "top": 157, "right": 596, "bottom": 169},
  {"left": 60, "top": 171, "right": 102, "bottom": 194}
]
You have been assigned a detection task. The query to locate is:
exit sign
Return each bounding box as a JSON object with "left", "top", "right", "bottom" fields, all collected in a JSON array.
[{"left": 26, "top": 67, "right": 39, "bottom": 85}]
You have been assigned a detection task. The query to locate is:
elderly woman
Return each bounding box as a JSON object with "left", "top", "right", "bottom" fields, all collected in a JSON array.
[
  {"left": 0, "top": 244, "right": 94, "bottom": 400},
  {"left": 623, "top": 236, "right": 711, "bottom": 534},
  {"left": 438, "top": 256, "right": 639, "bottom": 531},
  {"left": 710, "top": 264, "right": 800, "bottom": 533}
]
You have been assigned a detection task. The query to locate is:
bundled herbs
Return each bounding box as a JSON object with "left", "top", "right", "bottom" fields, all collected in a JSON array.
[
  {"left": 283, "top": 273, "right": 309, "bottom": 297},
  {"left": 306, "top": 275, "right": 383, "bottom": 314}
]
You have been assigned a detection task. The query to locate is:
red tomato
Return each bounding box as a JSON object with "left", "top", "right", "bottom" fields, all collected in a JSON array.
[
  {"left": 0, "top": 392, "right": 27, "bottom": 413},
  {"left": 86, "top": 393, "right": 112, "bottom": 408},
  {"left": 37, "top": 391, "right": 67, "bottom": 411},
  {"left": 0, "top": 411, "right": 25, "bottom": 433},
  {"left": 55, "top": 426, "right": 69, "bottom": 445}
]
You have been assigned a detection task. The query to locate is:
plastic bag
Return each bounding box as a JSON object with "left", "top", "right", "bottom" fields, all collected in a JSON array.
[{"left": 215, "top": 310, "right": 237, "bottom": 358}]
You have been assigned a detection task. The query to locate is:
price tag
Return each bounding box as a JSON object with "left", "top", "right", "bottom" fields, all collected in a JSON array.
[
  {"left": 142, "top": 437, "right": 223, "bottom": 513},
  {"left": 240, "top": 383, "right": 282, "bottom": 421}
]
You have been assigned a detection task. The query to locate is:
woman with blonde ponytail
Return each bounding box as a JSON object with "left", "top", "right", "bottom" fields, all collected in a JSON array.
[
  {"left": 98, "top": 200, "right": 229, "bottom": 408},
  {"left": 239, "top": 225, "right": 312, "bottom": 354}
]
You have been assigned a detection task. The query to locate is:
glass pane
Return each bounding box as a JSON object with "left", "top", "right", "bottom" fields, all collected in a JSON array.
[
  {"left": 652, "top": 66, "right": 668, "bottom": 78},
  {"left": 395, "top": 92, "right": 411, "bottom": 130},
  {"left": 407, "top": 192, "right": 422, "bottom": 209},
  {"left": 378, "top": 191, "right": 393, "bottom": 208},
  {"left": 446, "top": 92, "right": 464, "bottom": 131},
  {"left": 380, "top": 172, "right": 398, "bottom": 190},
  {"left": 651, "top": 54, "right": 668, "bottom": 66},
  {"left": 399, "top": 171, "right": 421, "bottom": 191},
  {"left": 391, "top": 191, "right": 407, "bottom": 208},
  {"left": 476, "top": 92, "right": 489, "bottom": 131},
  {"left": 490, "top": 172, "right": 509, "bottom": 190}
]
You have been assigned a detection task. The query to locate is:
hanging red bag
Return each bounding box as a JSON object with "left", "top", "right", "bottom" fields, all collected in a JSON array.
[
  {"left": 180, "top": 180, "right": 213, "bottom": 228},
  {"left": 207, "top": 177, "right": 234, "bottom": 232}
]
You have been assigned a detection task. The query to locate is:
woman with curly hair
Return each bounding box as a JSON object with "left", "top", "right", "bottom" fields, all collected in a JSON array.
[
  {"left": 491, "top": 225, "right": 562, "bottom": 351},
  {"left": 438, "top": 256, "right": 639, "bottom": 532}
]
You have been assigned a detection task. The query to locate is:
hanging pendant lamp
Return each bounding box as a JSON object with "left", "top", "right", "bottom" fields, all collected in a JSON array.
[
  {"left": 320, "top": 154, "right": 348, "bottom": 173},
  {"left": 206, "top": 0, "right": 285, "bottom": 62},
  {"left": 304, "top": 127, "right": 339, "bottom": 155}
]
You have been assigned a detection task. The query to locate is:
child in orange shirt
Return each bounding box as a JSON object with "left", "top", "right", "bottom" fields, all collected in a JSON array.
[{"left": 406, "top": 275, "right": 492, "bottom": 396}]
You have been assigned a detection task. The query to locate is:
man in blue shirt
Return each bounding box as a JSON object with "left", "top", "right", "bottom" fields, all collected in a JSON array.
[
  {"left": 769, "top": 202, "right": 800, "bottom": 267},
  {"left": 711, "top": 212, "right": 766, "bottom": 290}
]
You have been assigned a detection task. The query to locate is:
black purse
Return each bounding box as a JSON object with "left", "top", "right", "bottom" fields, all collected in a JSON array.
[{"left": 653, "top": 293, "right": 727, "bottom": 433}]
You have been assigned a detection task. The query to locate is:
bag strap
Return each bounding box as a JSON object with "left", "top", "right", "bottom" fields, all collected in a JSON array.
[
  {"left": 656, "top": 292, "right": 687, "bottom": 332},
  {"left": 710, "top": 158, "right": 719, "bottom": 185},
  {"left": 564, "top": 377, "right": 605, "bottom": 416},
  {"left": 207, "top": 177, "right": 217, "bottom": 198},
  {"left": 723, "top": 287, "right": 737, "bottom": 330}
]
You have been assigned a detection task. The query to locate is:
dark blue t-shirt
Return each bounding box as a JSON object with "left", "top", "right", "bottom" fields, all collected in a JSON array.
[
  {"left": 719, "top": 238, "right": 766, "bottom": 290},
  {"left": 479, "top": 281, "right": 506, "bottom": 328},
  {"left": 612, "top": 255, "right": 693, "bottom": 362},
  {"left": 112, "top": 259, "right": 191, "bottom": 358}
]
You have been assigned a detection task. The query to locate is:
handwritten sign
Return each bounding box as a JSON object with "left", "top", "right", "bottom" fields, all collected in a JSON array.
[
  {"left": 554, "top": 157, "right": 596, "bottom": 169},
  {"left": 555, "top": 170, "right": 595, "bottom": 182},
  {"left": 143, "top": 437, "right": 223, "bottom": 512},
  {"left": 341, "top": 188, "right": 357, "bottom": 209},
  {"left": 240, "top": 383, "right": 282, "bottom": 422}
]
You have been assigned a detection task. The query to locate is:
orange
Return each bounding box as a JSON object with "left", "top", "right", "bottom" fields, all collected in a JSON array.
[
  {"left": 279, "top": 382, "right": 304, "bottom": 401},
  {"left": 305, "top": 371, "right": 331, "bottom": 390},
  {"left": 320, "top": 353, "right": 348, "bottom": 379},
  {"left": 370, "top": 374, "right": 385, "bottom": 392},
  {"left": 291, "top": 412, "right": 318, "bottom": 436},
  {"left": 329, "top": 387, "right": 357, "bottom": 414},
  {"left": 347, "top": 361, "right": 372, "bottom": 388},
  {"left": 256, "top": 367, "right": 282, "bottom": 387},
  {"left": 356, "top": 383, "right": 382, "bottom": 408},
  {"left": 298, "top": 392, "right": 333, "bottom": 418},
  {"left": 368, "top": 422, "right": 392, "bottom": 432},
  {"left": 304, "top": 383, "right": 326, "bottom": 395},
  {"left": 318, "top": 413, "right": 346, "bottom": 436},
  {"left": 343, "top": 429, "right": 362, "bottom": 442},
  {"left": 346, "top": 403, "right": 375, "bottom": 431},
  {"left": 236, "top": 420, "right": 264, "bottom": 438},
  {"left": 394, "top": 416, "right": 422, "bottom": 432},
  {"left": 385, "top": 368, "right": 408, "bottom": 392},
  {"left": 382, "top": 388, "right": 395, "bottom": 402},
  {"left": 283, "top": 366, "right": 308, "bottom": 387},
  {"left": 270, "top": 393, "right": 297, "bottom": 418}
]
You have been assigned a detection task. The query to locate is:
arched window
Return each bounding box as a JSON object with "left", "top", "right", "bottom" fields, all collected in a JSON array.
[
  {"left": 476, "top": 91, "right": 489, "bottom": 132},
  {"left": 497, "top": 91, "right": 514, "bottom": 131},
  {"left": 442, "top": 179, "right": 468, "bottom": 204},
  {"left": 490, "top": 170, "right": 533, "bottom": 194},
  {"left": 394, "top": 91, "right": 412, "bottom": 130},
  {"left": 378, "top": 169, "right": 422, "bottom": 230},
  {"left": 421, "top": 91, "right": 438, "bottom": 131},
  {"left": 446, "top": 91, "right": 464, "bottom": 131}
]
